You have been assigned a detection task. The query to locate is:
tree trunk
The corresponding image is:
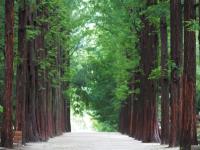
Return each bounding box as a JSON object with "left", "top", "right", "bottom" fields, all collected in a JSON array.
[
  {"left": 16, "top": 0, "right": 27, "bottom": 144},
  {"left": 25, "top": 8, "right": 40, "bottom": 142},
  {"left": 160, "top": 13, "right": 169, "bottom": 144},
  {"left": 169, "top": 0, "right": 183, "bottom": 147},
  {"left": 199, "top": 1, "right": 200, "bottom": 65},
  {"left": 1, "top": 0, "right": 14, "bottom": 147},
  {"left": 180, "top": 0, "right": 197, "bottom": 149},
  {"left": 138, "top": 0, "right": 160, "bottom": 142}
]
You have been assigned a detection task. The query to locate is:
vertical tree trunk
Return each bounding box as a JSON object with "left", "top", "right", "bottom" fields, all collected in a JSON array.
[
  {"left": 25, "top": 7, "right": 39, "bottom": 142},
  {"left": 129, "top": 81, "right": 134, "bottom": 137},
  {"left": 199, "top": 1, "right": 200, "bottom": 65},
  {"left": 35, "top": 0, "right": 48, "bottom": 140},
  {"left": 169, "top": 0, "right": 183, "bottom": 147},
  {"left": 160, "top": 9, "right": 169, "bottom": 144},
  {"left": 1, "top": 0, "right": 14, "bottom": 147},
  {"left": 66, "top": 97, "right": 71, "bottom": 132},
  {"left": 127, "top": 97, "right": 132, "bottom": 135},
  {"left": 36, "top": 26, "right": 47, "bottom": 141},
  {"left": 65, "top": 50, "right": 71, "bottom": 132},
  {"left": 16, "top": 0, "right": 27, "bottom": 144},
  {"left": 138, "top": 0, "right": 160, "bottom": 143},
  {"left": 131, "top": 73, "right": 140, "bottom": 138},
  {"left": 180, "top": 0, "right": 197, "bottom": 149},
  {"left": 119, "top": 101, "right": 129, "bottom": 134}
]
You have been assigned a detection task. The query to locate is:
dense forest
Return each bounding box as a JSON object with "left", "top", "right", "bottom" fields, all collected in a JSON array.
[{"left": 0, "top": 0, "right": 200, "bottom": 150}]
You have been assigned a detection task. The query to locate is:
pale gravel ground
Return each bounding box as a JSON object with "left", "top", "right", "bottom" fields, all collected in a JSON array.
[{"left": 15, "top": 132, "right": 179, "bottom": 150}]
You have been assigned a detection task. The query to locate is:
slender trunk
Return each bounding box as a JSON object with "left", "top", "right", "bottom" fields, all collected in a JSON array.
[
  {"left": 16, "top": 0, "right": 27, "bottom": 144},
  {"left": 199, "top": 1, "right": 200, "bottom": 65},
  {"left": 60, "top": 45, "right": 71, "bottom": 132},
  {"left": 1, "top": 0, "right": 14, "bottom": 147},
  {"left": 180, "top": 0, "right": 197, "bottom": 149},
  {"left": 66, "top": 90, "right": 71, "bottom": 132},
  {"left": 131, "top": 73, "right": 140, "bottom": 138},
  {"left": 119, "top": 101, "right": 129, "bottom": 134},
  {"left": 25, "top": 8, "right": 39, "bottom": 142},
  {"left": 35, "top": 0, "right": 48, "bottom": 140},
  {"left": 0, "top": 0, "right": 4, "bottom": 120},
  {"left": 169, "top": 0, "right": 183, "bottom": 147},
  {"left": 160, "top": 14, "right": 169, "bottom": 144},
  {"left": 129, "top": 82, "right": 134, "bottom": 137}
]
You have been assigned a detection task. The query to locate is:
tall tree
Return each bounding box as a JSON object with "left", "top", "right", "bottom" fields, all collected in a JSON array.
[
  {"left": 64, "top": 51, "right": 71, "bottom": 132},
  {"left": 160, "top": 0, "right": 169, "bottom": 144},
  {"left": 25, "top": 4, "right": 40, "bottom": 142},
  {"left": 16, "top": 0, "right": 27, "bottom": 144},
  {"left": 139, "top": 0, "right": 160, "bottom": 142},
  {"left": 180, "top": 0, "right": 197, "bottom": 149},
  {"left": 169, "top": 0, "right": 183, "bottom": 146},
  {"left": 1, "top": 0, "right": 14, "bottom": 147}
]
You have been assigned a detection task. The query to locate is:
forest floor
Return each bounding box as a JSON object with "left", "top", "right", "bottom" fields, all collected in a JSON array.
[{"left": 14, "top": 132, "right": 179, "bottom": 150}]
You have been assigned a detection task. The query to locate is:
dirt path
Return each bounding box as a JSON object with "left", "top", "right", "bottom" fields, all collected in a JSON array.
[{"left": 17, "top": 132, "right": 178, "bottom": 150}]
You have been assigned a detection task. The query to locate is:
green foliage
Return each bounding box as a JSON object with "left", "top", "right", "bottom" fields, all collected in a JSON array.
[
  {"left": 142, "top": 1, "right": 169, "bottom": 26},
  {"left": 196, "top": 66, "right": 200, "bottom": 112},
  {"left": 68, "top": 0, "right": 141, "bottom": 131},
  {"left": 5, "top": 0, "right": 200, "bottom": 134},
  {"left": 185, "top": 19, "right": 200, "bottom": 31},
  {"left": 93, "top": 119, "right": 118, "bottom": 132},
  {"left": 148, "top": 66, "right": 161, "bottom": 80},
  {"left": 26, "top": 26, "right": 41, "bottom": 40},
  {"left": 0, "top": 105, "right": 3, "bottom": 113}
]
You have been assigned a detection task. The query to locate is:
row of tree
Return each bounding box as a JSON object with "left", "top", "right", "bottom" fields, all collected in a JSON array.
[
  {"left": 1, "top": 0, "right": 72, "bottom": 148},
  {"left": 1, "top": 0, "right": 198, "bottom": 149},
  {"left": 119, "top": 0, "right": 198, "bottom": 149}
]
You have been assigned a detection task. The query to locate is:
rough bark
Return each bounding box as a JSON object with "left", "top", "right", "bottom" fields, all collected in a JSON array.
[
  {"left": 160, "top": 13, "right": 169, "bottom": 144},
  {"left": 119, "top": 101, "right": 129, "bottom": 134},
  {"left": 63, "top": 53, "right": 71, "bottom": 132},
  {"left": 139, "top": 0, "right": 160, "bottom": 142},
  {"left": 169, "top": 0, "right": 183, "bottom": 147},
  {"left": 131, "top": 73, "right": 140, "bottom": 138},
  {"left": 66, "top": 97, "right": 71, "bottom": 132},
  {"left": 15, "top": 0, "right": 70, "bottom": 144},
  {"left": 180, "top": 0, "right": 197, "bottom": 149},
  {"left": 16, "top": 0, "right": 27, "bottom": 144},
  {"left": 199, "top": 1, "right": 200, "bottom": 65},
  {"left": 25, "top": 8, "right": 39, "bottom": 142},
  {"left": 129, "top": 84, "right": 134, "bottom": 137},
  {"left": 1, "top": 0, "right": 14, "bottom": 147}
]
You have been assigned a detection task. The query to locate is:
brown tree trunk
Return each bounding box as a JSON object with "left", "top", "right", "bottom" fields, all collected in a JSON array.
[
  {"left": 14, "top": 0, "right": 71, "bottom": 144},
  {"left": 1, "top": 0, "right": 14, "bottom": 147},
  {"left": 127, "top": 96, "right": 131, "bottom": 135},
  {"left": 199, "top": 1, "right": 200, "bottom": 65},
  {"left": 35, "top": 26, "right": 47, "bottom": 141},
  {"left": 129, "top": 83, "right": 134, "bottom": 137},
  {"left": 35, "top": 0, "right": 48, "bottom": 140},
  {"left": 119, "top": 101, "right": 129, "bottom": 134},
  {"left": 180, "top": 0, "right": 197, "bottom": 149},
  {"left": 16, "top": 0, "right": 27, "bottom": 144},
  {"left": 66, "top": 97, "right": 71, "bottom": 132},
  {"left": 24, "top": 8, "right": 40, "bottom": 142},
  {"left": 65, "top": 50, "right": 71, "bottom": 132},
  {"left": 169, "top": 0, "right": 183, "bottom": 147},
  {"left": 160, "top": 12, "right": 169, "bottom": 144},
  {"left": 131, "top": 73, "right": 140, "bottom": 138},
  {"left": 139, "top": 0, "right": 160, "bottom": 143}
]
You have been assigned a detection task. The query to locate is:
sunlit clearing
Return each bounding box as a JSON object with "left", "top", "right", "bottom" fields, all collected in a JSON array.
[{"left": 71, "top": 111, "right": 95, "bottom": 132}]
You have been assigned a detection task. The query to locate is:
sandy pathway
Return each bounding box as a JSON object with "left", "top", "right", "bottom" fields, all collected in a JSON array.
[{"left": 16, "top": 132, "right": 178, "bottom": 150}]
